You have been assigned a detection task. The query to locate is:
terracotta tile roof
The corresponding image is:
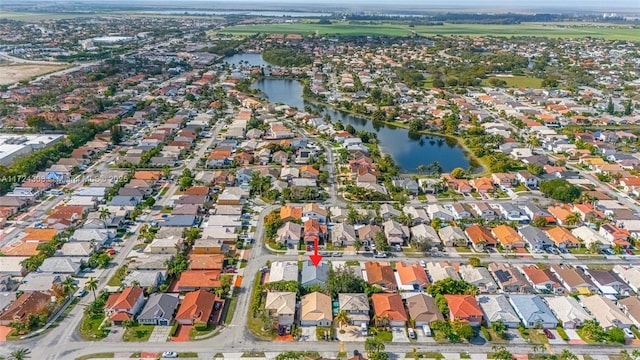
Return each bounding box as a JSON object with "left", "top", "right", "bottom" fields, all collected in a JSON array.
[
  {"left": 465, "top": 225, "right": 497, "bottom": 245},
  {"left": 280, "top": 205, "right": 302, "bottom": 221},
  {"left": 22, "top": 228, "right": 58, "bottom": 242},
  {"left": 133, "top": 171, "right": 162, "bottom": 180},
  {"left": 371, "top": 293, "right": 407, "bottom": 322},
  {"left": 188, "top": 254, "right": 224, "bottom": 270},
  {"left": 0, "top": 291, "right": 51, "bottom": 324},
  {"left": 444, "top": 294, "right": 483, "bottom": 319},
  {"left": 1, "top": 242, "right": 40, "bottom": 256},
  {"left": 491, "top": 225, "right": 524, "bottom": 247},
  {"left": 184, "top": 186, "right": 210, "bottom": 196},
  {"left": 175, "top": 289, "right": 216, "bottom": 324},
  {"left": 105, "top": 286, "right": 144, "bottom": 311},
  {"left": 174, "top": 270, "right": 221, "bottom": 290},
  {"left": 396, "top": 261, "right": 429, "bottom": 287},
  {"left": 365, "top": 261, "right": 397, "bottom": 290},
  {"left": 547, "top": 206, "right": 573, "bottom": 223},
  {"left": 545, "top": 227, "right": 581, "bottom": 246},
  {"left": 521, "top": 265, "right": 562, "bottom": 289}
]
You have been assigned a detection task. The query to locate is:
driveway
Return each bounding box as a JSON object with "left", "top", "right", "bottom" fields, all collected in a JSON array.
[
  {"left": 391, "top": 327, "right": 409, "bottom": 343},
  {"left": 0, "top": 325, "right": 11, "bottom": 341},
  {"left": 171, "top": 325, "right": 192, "bottom": 342},
  {"left": 416, "top": 327, "right": 435, "bottom": 343},
  {"left": 300, "top": 326, "right": 317, "bottom": 341},
  {"left": 336, "top": 325, "right": 365, "bottom": 342},
  {"left": 148, "top": 326, "right": 172, "bottom": 342}
]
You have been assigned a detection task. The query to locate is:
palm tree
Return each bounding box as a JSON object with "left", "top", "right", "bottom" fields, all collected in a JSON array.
[
  {"left": 364, "top": 337, "right": 385, "bottom": 354},
  {"left": 564, "top": 212, "right": 581, "bottom": 226},
  {"left": 353, "top": 238, "right": 363, "bottom": 254},
  {"left": 416, "top": 164, "right": 426, "bottom": 175},
  {"left": 99, "top": 207, "right": 111, "bottom": 220},
  {"left": 85, "top": 277, "right": 98, "bottom": 300},
  {"left": 62, "top": 276, "right": 76, "bottom": 297},
  {"left": 9, "top": 348, "right": 31, "bottom": 360},
  {"left": 334, "top": 310, "right": 350, "bottom": 330}
]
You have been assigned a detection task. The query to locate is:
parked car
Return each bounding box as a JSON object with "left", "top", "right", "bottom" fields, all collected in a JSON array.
[
  {"left": 543, "top": 329, "right": 554, "bottom": 339},
  {"left": 624, "top": 328, "right": 635, "bottom": 339},
  {"left": 162, "top": 352, "right": 178, "bottom": 358},
  {"left": 74, "top": 289, "right": 87, "bottom": 298},
  {"left": 408, "top": 328, "right": 416, "bottom": 339},
  {"left": 419, "top": 260, "right": 426, "bottom": 268},
  {"left": 373, "top": 252, "right": 387, "bottom": 258}
]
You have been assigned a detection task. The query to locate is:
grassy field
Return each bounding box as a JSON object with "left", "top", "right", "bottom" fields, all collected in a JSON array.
[
  {"left": 483, "top": 76, "right": 543, "bottom": 89},
  {"left": 122, "top": 324, "right": 154, "bottom": 342},
  {"left": 0, "top": 64, "right": 68, "bottom": 86},
  {"left": 221, "top": 21, "right": 640, "bottom": 40}
]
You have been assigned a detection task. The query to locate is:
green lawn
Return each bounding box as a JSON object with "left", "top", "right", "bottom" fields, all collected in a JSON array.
[
  {"left": 107, "top": 265, "right": 128, "bottom": 286},
  {"left": 122, "top": 324, "right": 154, "bottom": 342},
  {"left": 75, "top": 353, "right": 115, "bottom": 360},
  {"left": 224, "top": 296, "right": 238, "bottom": 325},
  {"left": 79, "top": 314, "right": 109, "bottom": 341},
  {"left": 455, "top": 246, "right": 472, "bottom": 253},
  {"left": 178, "top": 353, "right": 199, "bottom": 358},
  {"left": 483, "top": 76, "right": 543, "bottom": 89},
  {"left": 556, "top": 326, "right": 569, "bottom": 341},
  {"left": 374, "top": 329, "right": 393, "bottom": 342},
  {"left": 220, "top": 21, "right": 640, "bottom": 40}
]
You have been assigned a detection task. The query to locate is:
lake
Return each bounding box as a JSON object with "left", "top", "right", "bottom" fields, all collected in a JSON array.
[{"left": 225, "top": 54, "right": 473, "bottom": 173}]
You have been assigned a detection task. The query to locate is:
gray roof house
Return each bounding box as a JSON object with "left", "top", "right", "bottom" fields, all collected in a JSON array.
[
  {"left": 19, "top": 273, "right": 62, "bottom": 292},
  {"left": 518, "top": 225, "right": 554, "bottom": 251},
  {"left": 159, "top": 215, "right": 197, "bottom": 227},
  {"left": 508, "top": 295, "right": 558, "bottom": 329},
  {"left": 331, "top": 222, "right": 357, "bottom": 247},
  {"left": 107, "top": 195, "right": 142, "bottom": 207},
  {"left": 459, "top": 265, "right": 498, "bottom": 293},
  {"left": 410, "top": 224, "right": 441, "bottom": 247},
  {"left": 123, "top": 270, "right": 165, "bottom": 289},
  {"left": 338, "top": 293, "right": 370, "bottom": 326},
  {"left": 545, "top": 296, "right": 593, "bottom": 329},
  {"left": 69, "top": 228, "right": 115, "bottom": 246},
  {"left": 477, "top": 294, "right": 521, "bottom": 328},
  {"left": 301, "top": 260, "right": 330, "bottom": 287},
  {"left": 38, "top": 257, "right": 82, "bottom": 275},
  {"left": 138, "top": 293, "right": 180, "bottom": 326},
  {"left": 383, "top": 220, "right": 409, "bottom": 246},
  {"left": 438, "top": 226, "right": 467, "bottom": 247}
]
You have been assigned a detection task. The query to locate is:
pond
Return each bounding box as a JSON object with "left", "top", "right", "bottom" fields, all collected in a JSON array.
[{"left": 226, "top": 54, "right": 474, "bottom": 173}]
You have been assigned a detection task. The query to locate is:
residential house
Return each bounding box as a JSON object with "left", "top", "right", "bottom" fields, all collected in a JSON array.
[
  {"left": 445, "top": 295, "right": 483, "bottom": 327},
  {"left": 383, "top": 220, "right": 409, "bottom": 246},
  {"left": 303, "top": 217, "right": 328, "bottom": 245},
  {"left": 276, "top": 222, "right": 302, "bottom": 247},
  {"left": 545, "top": 227, "right": 581, "bottom": 248},
  {"left": 488, "top": 263, "right": 532, "bottom": 293},
  {"left": 405, "top": 293, "right": 444, "bottom": 326},
  {"left": 301, "top": 260, "right": 330, "bottom": 287},
  {"left": 300, "top": 292, "right": 332, "bottom": 327},
  {"left": 268, "top": 261, "right": 299, "bottom": 283},
  {"left": 426, "top": 204, "right": 453, "bottom": 222},
  {"left": 477, "top": 294, "right": 520, "bottom": 328},
  {"left": 518, "top": 225, "right": 554, "bottom": 251},
  {"left": 580, "top": 295, "right": 632, "bottom": 329},
  {"left": 613, "top": 265, "right": 640, "bottom": 293},
  {"left": 465, "top": 224, "right": 497, "bottom": 252},
  {"left": 450, "top": 204, "right": 472, "bottom": 220},
  {"left": 516, "top": 170, "right": 539, "bottom": 189},
  {"left": 302, "top": 203, "right": 328, "bottom": 223},
  {"left": 38, "top": 257, "right": 81, "bottom": 276},
  {"left": 509, "top": 295, "right": 558, "bottom": 329},
  {"left": 458, "top": 265, "right": 498, "bottom": 293},
  {"left": 426, "top": 262, "right": 460, "bottom": 282},
  {"left": 331, "top": 222, "right": 357, "bottom": 247},
  {"left": 619, "top": 297, "right": 640, "bottom": 327},
  {"left": 545, "top": 296, "right": 593, "bottom": 329},
  {"left": 379, "top": 204, "right": 401, "bottom": 220},
  {"left": 520, "top": 265, "right": 564, "bottom": 295},
  {"left": 492, "top": 225, "right": 526, "bottom": 249},
  {"left": 396, "top": 262, "right": 429, "bottom": 291},
  {"left": 175, "top": 289, "right": 219, "bottom": 326},
  {"left": 18, "top": 273, "right": 62, "bottom": 292},
  {"left": 403, "top": 206, "right": 429, "bottom": 225},
  {"left": 469, "top": 202, "right": 497, "bottom": 221},
  {"left": 585, "top": 269, "right": 632, "bottom": 298},
  {"left": 123, "top": 271, "right": 164, "bottom": 289},
  {"left": 438, "top": 226, "right": 467, "bottom": 247},
  {"left": 550, "top": 265, "right": 597, "bottom": 294},
  {"left": 280, "top": 205, "right": 303, "bottom": 222},
  {"left": 495, "top": 203, "right": 528, "bottom": 223},
  {"left": 104, "top": 286, "right": 146, "bottom": 325},
  {"left": 410, "top": 224, "right": 441, "bottom": 249},
  {"left": 0, "top": 291, "right": 51, "bottom": 326},
  {"left": 357, "top": 225, "right": 382, "bottom": 245},
  {"left": 492, "top": 173, "right": 518, "bottom": 188},
  {"left": 365, "top": 261, "right": 397, "bottom": 291},
  {"left": 137, "top": 293, "right": 179, "bottom": 326},
  {"left": 371, "top": 293, "right": 408, "bottom": 327},
  {"left": 338, "top": 293, "right": 370, "bottom": 326},
  {"left": 173, "top": 270, "right": 221, "bottom": 292},
  {"left": 264, "top": 291, "right": 296, "bottom": 334}
]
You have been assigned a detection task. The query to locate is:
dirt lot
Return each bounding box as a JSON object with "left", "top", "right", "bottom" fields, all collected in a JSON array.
[{"left": 0, "top": 64, "right": 67, "bottom": 85}]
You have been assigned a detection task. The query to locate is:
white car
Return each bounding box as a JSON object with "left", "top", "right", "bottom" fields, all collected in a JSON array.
[
  {"left": 624, "top": 328, "right": 635, "bottom": 339},
  {"left": 74, "top": 289, "right": 87, "bottom": 298},
  {"left": 419, "top": 260, "right": 427, "bottom": 268},
  {"left": 162, "top": 352, "right": 178, "bottom": 358}
]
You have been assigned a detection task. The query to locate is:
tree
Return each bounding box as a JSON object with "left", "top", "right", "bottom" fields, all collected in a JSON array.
[
  {"left": 430, "top": 217, "right": 442, "bottom": 230},
  {"left": 450, "top": 167, "right": 465, "bottom": 179},
  {"left": 264, "top": 211, "right": 283, "bottom": 240},
  {"left": 607, "top": 97, "right": 615, "bottom": 115},
  {"left": 345, "top": 124, "right": 356, "bottom": 135},
  {"left": 453, "top": 321, "right": 474, "bottom": 341},
  {"left": 178, "top": 168, "right": 194, "bottom": 191},
  {"left": 607, "top": 327, "right": 626, "bottom": 344},
  {"left": 334, "top": 310, "right": 350, "bottom": 330},
  {"left": 428, "top": 278, "right": 479, "bottom": 296},
  {"left": 99, "top": 207, "right": 111, "bottom": 220},
  {"left": 364, "top": 337, "right": 385, "bottom": 354},
  {"left": 62, "top": 276, "right": 76, "bottom": 297},
  {"left": 369, "top": 353, "right": 390, "bottom": 360},
  {"left": 326, "top": 266, "right": 366, "bottom": 298},
  {"left": 491, "top": 346, "right": 512, "bottom": 360},
  {"left": 491, "top": 319, "right": 507, "bottom": 338},
  {"left": 417, "top": 164, "right": 427, "bottom": 174},
  {"left": 353, "top": 238, "right": 363, "bottom": 254},
  {"left": 559, "top": 350, "right": 578, "bottom": 360},
  {"left": 532, "top": 217, "right": 548, "bottom": 228},
  {"left": 468, "top": 257, "right": 482, "bottom": 268},
  {"left": 564, "top": 212, "right": 581, "bottom": 226},
  {"left": 374, "top": 231, "right": 390, "bottom": 253},
  {"left": 9, "top": 348, "right": 31, "bottom": 360},
  {"left": 539, "top": 179, "right": 581, "bottom": 203}
]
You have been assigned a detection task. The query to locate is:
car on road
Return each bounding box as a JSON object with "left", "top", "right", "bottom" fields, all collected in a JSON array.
[
  {"left": 419, "top": 260, "right": 426, "bottom": 268},
  {"left": 624, "top": 328, "right": 635, "bottom": 339},
  {"left": 626, "top": 248, "right": 634, "bottom": 256},
  {"left": 74, "top": 289, "right": 87, "bottom": 298},
  {"left": 373, "top": 252, "right": 387, "bottom": 258},
  {"left": 332, "top": 252, "right": 342, "bottom": 257},
  {"left": 162, "top": 352, "right": 178, "bottom": 358}
]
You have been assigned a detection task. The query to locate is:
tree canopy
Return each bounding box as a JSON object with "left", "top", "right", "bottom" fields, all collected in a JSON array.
[{"left": 539, "top": 179, "right": 582, "bottom": 203}]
